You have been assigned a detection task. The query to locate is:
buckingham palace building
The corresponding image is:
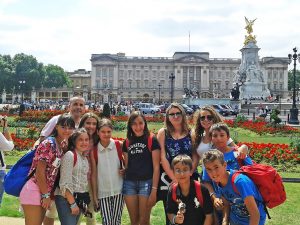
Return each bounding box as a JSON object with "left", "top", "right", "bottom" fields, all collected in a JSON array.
[{"left": 90, "top": 52, "right": 289, "bottom": 103}]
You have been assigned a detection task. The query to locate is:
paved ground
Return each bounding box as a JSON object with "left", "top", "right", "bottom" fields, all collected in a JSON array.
[{"left": 0, "top": 216, "right": 56, "bottom": 225}]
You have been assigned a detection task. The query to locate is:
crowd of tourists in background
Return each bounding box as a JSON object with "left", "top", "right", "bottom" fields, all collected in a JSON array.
[{"left": 0, "top": 95, "right": 283, "bottom": 225}]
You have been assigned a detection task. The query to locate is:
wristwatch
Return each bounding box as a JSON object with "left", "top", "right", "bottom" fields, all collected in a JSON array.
[
  {"left": 70, "top": 202, "right": 77, "bottom": 209},
  {"left": 41, "top": 192, "right": 51, "bottom": 199}
]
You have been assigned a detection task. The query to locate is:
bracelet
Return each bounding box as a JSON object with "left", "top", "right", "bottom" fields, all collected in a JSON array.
[
  {"left": 209, "top": 192, "right": 216, "bottom": 197},
  {"left": 172, "top": 215, "right": 177, "bottom": 224},
  {"left": 41, "top": 193, "right": 51, "bottom": 199},
  {"left": 152, "top": 187, "right": 158, "bottom": 190},
  {"left": 70, "top": 202, "right": 77, "bottom": 209}
]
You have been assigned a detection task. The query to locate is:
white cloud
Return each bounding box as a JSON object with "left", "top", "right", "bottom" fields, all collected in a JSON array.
[{"left": 0, "top": 0, "right": 299, "bottom": 71}]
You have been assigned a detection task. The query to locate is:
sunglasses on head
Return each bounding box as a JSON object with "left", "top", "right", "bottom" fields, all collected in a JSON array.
[
  {"left": 199, "top": 115, "right": 214, "bottom": 121},
  {"left": 168, "top": 112, "right": 182, "bottom": 118}
]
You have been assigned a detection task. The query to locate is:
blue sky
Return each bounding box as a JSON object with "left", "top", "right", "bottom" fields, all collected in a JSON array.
[{"left": 0, "top": 0, "right": 299, "bottom": 71}]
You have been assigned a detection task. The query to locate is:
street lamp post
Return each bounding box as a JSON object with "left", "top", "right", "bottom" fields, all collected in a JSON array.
[
  {"left": 158, "top": 83, "right": 161, "bottom": 104},
  {"left": 169, "top": 73, "right": 175, "bottom": 103},
  {"left": 288, "top": 47, "right": 300, "bottom": 124},
  {"left": 19, "top": 80, "right": 26, "bottom": 103}
]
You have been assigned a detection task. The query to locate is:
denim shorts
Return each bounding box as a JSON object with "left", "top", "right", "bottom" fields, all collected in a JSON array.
[{"left": 122, "top": 179, "right": 152, "bottom": 197}]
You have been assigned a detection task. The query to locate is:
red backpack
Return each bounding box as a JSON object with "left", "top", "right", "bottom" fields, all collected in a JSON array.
[
  {"left": 93, "top": 140, "right": 125, "bottom": 167},
  {"left": 171, "top": 180, "right": 203, "bottom": 207},
  {"left": 231, "top": 164, "right": 286, "bottom": 218}
]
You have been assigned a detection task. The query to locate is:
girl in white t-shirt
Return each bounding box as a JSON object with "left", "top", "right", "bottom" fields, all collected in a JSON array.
[{"left": 90, "top": 118, "right": 125, "bottom": 225}]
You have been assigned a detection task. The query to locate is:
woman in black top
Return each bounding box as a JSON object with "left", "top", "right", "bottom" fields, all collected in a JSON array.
[{"left": 122, "top": 111, "right": 160, "bottom": 225}]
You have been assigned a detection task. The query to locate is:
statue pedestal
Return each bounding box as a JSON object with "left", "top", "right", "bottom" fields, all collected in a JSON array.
[{"left": 240, "top": 81, "right": 270, "bottom": 99}]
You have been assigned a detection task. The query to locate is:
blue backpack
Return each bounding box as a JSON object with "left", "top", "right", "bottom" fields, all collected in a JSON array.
[{"left": 4, "top": 137, "right": 56, "bottom": 197}]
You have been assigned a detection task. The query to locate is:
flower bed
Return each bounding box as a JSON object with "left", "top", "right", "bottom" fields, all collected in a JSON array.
[
  {"left": 239, "top": 142, "right": 300, "bottom": 166},
  {"left": 225, "top": 119, "right": 299, "bottom": 135},
  {"left": 16, "top": 110, "right": 67, "bottom": 122},
  {"left": 11, "top": 133, "right": 36, "bottom": 151}
]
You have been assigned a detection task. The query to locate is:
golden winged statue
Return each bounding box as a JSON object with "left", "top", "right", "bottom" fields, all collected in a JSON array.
[
  {"left": 245, "top": 17, "right": 256, "bottom": 34},
  {"left": 244, "top": 17, "right": 257, "bottom": 45}
]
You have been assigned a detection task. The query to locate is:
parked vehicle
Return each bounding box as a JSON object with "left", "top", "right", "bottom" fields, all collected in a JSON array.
[
  {"left": 181, "top": 104, "right": 194, "bottom": 115},
  {"left": 212, "top": 104, "right": 229, "bottom": 116},
  {"left": 23, "top": 102, "right": 33, "bottom": 109},
  {"left": 187, "top": 104, "right": 201, "bottom": 112},
  {"left": 158, "top": 104, "right": 169, "bottom": 113},
  {"left": 138, "top": 103, "right": 161, "bottom": 114},
  {"left": 220, "top": 104, "right": 237, "bottom": 115}
]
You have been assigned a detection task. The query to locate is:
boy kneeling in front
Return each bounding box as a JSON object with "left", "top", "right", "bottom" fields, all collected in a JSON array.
[
  {"left": 166, "top": 154, "right": 213, "bottom": 225},
  {"left": 202, "top": 150, "right": 266, "bottom": 225}
]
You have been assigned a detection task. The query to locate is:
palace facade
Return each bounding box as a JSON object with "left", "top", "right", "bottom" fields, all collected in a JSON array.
[
  {"left": 90, "top": 52, "right": 289, "bottom": 103},
  {"left": 3, "top": 52, "right": 288, "bottom": 104}
]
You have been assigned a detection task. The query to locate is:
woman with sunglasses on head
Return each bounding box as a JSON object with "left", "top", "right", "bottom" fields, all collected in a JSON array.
[
  {"left": 192, "top": 106, "right": 248, "bottom": 165},
  {"left": 157, "top": 103, "right": 199, "bottom": 225}
]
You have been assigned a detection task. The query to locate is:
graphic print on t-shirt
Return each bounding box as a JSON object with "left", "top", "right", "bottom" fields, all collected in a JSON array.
[
  {"left": 128, "top": 142, "right": 147, "bottom": 155},
  {"left": 223, "top": 189, "right": 250, "bottom": 218}
]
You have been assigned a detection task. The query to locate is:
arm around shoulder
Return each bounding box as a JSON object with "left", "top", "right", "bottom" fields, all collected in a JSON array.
[{"left": 157, "top": 128, "right": 176, "bottom": 181}]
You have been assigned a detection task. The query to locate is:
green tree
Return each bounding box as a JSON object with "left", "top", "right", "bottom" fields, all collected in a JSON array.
[
  {"left": 44, "top": 64, "right": 71, "bottom": 88},
  {"left": 0, "top": 55, "right": 14, "bottom": 92},
  {"left": 12, "top": 53, "right": 45, "bottom": 93},
  {"left": 0, "top": 53, "right": 71, "bottom": 94}
]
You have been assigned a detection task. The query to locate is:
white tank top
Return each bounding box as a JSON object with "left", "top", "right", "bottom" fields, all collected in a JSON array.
[{"left": 196, "top": 138, "right": 233, "bottom": 158}]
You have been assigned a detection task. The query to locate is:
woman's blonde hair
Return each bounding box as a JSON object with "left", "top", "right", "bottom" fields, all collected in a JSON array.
[
  {"left": 191, "top": 106, "right": 223, "bottom": 151},
  {"left": 165, "top": 103, "right": 189, "bottom": 135}
]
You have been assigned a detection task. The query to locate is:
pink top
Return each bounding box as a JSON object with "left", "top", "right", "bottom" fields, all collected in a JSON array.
[{"left": 29, "top": 138, "right": 63, "bottom": 193}]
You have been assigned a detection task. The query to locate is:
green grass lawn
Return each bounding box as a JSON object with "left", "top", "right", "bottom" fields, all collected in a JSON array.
[{"left": 114, "top": 122, "right": 295, "bottom": 144}]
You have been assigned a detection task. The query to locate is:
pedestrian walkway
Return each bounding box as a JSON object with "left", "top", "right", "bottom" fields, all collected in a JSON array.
[{"left": 0, "top": 216, "right": 58, "bottom": 225}]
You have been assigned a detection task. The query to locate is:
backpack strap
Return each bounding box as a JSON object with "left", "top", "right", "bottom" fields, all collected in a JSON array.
[
  {"left": 172, "top": 182, "right": 203, "bottom": 207},
  {"left": 93, "top": 145, "right": 98, "bottom": 165},
  {"left": 125, "top": 138, "right": 129, "bottom": 149},
  {"left": 231, "top": 171, "right": 240, "bottom": 194},
  {"left": 0, "top": 151, "right": 4, "bottom": 167},
  {"left": 171, "top": 183, "right": 179, "bottom": 202},
  {"left": 147, "top": 133, "right": 153, "bottom": 152},
  {"left": 114, "top": 140, "right": 125, "bottom": 166},
  {"left": 47, "top": 136, "right": 57, "bottom": 150},
  {"left": 194, "top": 180, "right": 203, "bottom": 207},
  {"left": 73, "top": 151, "right": 77, "bottom": 167},
  {"left": 93, "top": 140, "right": 124, "bottom": 166}
]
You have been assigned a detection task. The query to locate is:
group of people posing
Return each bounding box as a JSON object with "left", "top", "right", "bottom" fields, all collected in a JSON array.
[{"left": 19, "top": 96, "right": 266, "bottom": 225}]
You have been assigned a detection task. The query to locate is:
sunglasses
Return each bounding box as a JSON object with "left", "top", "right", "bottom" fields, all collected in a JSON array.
[
  {"left": 168, "top": 112, "right": 182, "bottom": 118},
  {"left": 199, "top": 115, "right": 214, "bottom": 121}
]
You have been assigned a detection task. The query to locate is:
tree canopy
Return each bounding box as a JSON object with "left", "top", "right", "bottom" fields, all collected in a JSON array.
[{"left": 0, "top": 53, "right": 71, "bottom": 93}]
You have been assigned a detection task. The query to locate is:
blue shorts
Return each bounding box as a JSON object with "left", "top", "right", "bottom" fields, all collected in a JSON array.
[{"left": 122, "top": 179, "right": 152, "bottom": 197}]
